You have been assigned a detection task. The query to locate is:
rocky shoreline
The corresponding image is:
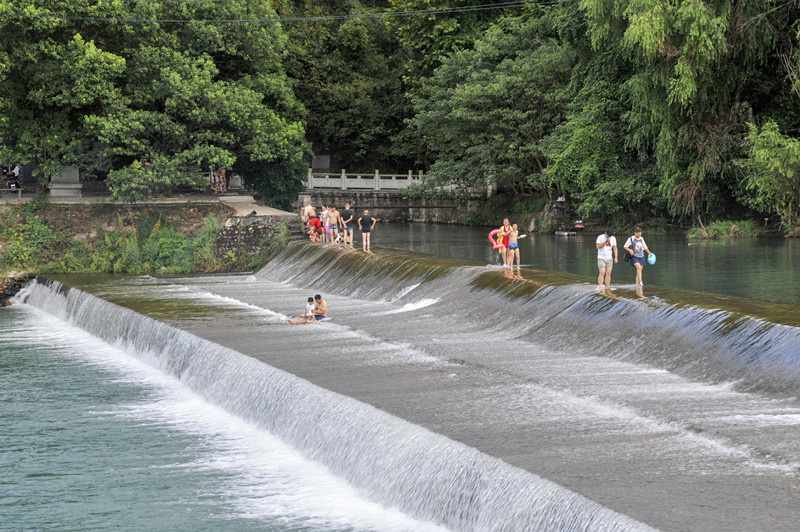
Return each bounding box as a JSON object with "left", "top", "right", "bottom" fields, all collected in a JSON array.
[{"left": 0, "top": 275, "right": 33, "bottom": 307}]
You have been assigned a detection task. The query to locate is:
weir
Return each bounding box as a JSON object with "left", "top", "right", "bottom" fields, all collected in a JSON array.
[
  {"left": 19, "top": 278, "right": 649, "bottom": 531},
  {"left": 21, "top": 242, "right": 800, "bottom": 531}
]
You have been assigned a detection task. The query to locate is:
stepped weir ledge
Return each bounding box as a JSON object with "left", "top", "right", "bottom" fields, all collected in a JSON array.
[{"left": 19, "top": 242, "right": 800, "bottom": 531}]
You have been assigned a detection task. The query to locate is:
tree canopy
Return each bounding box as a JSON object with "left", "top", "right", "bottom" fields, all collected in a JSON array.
[
  {"left": 2, "top": 0, "right": 799, "bottom": 228},
  {"left": 0, "top": 0, "right": 309, "bottom": 204}
]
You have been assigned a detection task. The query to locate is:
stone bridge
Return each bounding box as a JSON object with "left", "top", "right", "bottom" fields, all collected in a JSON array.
[{"left": 298, "top": 169, "right": 486, "bottom": 224}]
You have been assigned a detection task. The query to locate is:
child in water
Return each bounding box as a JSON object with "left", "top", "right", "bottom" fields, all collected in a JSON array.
[
  {"left": 507, "top": 224, "right": 527, "bottom": 270},
  {"left": 289, "top": 297, "right": 316, "bottom": 324}
]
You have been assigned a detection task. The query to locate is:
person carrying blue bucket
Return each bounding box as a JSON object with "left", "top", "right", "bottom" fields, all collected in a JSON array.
[{"left": 623, "top": 227, "right": 655, "bottom": 289}]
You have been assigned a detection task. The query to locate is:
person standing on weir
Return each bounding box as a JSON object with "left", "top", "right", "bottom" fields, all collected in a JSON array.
[
  {"left": 326, "top": 206, "right": 341, "bottom": 245},
  {"left": 340, "top": 203, "right": 354, "bottom": 249},
  {"left": 358, "top": 210, "right": 377, "bottom": 253},
  {"left": 595, "top": 228, "right": 618, "bottom": 296},
  {"left": 498, "top": 218, "right": 512, "bottom": 268},
  {"left": 507, "top": 223, "right": 527, "bottom": 270},
  {"left": 624, "top": 227, "right": 653, "bottom": 289}
]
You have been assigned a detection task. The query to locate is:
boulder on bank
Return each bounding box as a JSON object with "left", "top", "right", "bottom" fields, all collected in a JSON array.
[{"left": 0, "top": 275, "right": 33, "bottom": 306}]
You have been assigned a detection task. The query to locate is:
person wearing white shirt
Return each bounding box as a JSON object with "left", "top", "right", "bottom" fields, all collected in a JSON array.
[
  {"left": 595, "top": 229, "right": 618, "bottom": 296},
  {"left": 624, "top": 227, "right": 654, "bottom": 288}
]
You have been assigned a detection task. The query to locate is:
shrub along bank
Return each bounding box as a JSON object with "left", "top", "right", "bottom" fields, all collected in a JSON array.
[{"left": 0, "top": 196, "right": 290, "bottom": 281}]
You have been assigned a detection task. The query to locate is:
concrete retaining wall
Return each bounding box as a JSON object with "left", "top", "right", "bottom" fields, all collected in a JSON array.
[
  {"left": 214, "top": 215, "right": 304, "bottom": 258},
  {"left": 296, "top": 191, "right": 485, "bottom": 224}
]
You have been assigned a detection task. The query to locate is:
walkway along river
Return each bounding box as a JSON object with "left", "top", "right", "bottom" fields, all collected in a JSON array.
[{"left": 9, "top": 241, "right": 800, "bottom": 531}]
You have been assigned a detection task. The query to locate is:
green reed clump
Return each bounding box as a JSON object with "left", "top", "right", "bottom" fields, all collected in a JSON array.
[{"left": 687, "top": 219, "right": 764, "bottom": 239}]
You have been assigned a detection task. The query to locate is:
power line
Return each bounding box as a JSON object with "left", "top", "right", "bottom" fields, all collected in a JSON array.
[{"left": 4, "top": 0, "right": 569, "bottom": 24}]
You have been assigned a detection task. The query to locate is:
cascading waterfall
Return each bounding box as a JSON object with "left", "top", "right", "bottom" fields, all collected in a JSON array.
[
  {"left": 259, "top": 243, "right": 800, "bottom": 398},
  {"left": 19, "top": 278, "right": 653, "bottom": 532}
]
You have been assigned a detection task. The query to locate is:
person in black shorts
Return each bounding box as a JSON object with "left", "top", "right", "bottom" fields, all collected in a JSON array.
[
  {"left": 340, "top": 203, "right": 354, "bottom": 249},
  {"left": 358, "top": 209, "right": 377, "bottom": 253}
]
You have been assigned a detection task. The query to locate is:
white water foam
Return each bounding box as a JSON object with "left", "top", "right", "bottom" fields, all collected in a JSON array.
[
  {"left": 389, "top": 283, "right": 421, "bottom": 302},
  {"left": 11, "top": 305, "right": 447, "bottom": 532},
  {"left": 377, "top": 298, "right": 440, "bottom": 315}
]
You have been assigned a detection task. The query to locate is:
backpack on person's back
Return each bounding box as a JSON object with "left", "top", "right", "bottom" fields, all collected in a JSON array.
[{"left": 623, "top": 235, "right": 634, "bottom": 262}]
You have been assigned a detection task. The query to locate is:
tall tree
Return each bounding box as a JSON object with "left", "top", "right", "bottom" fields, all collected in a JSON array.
[
  {"left": 410, "top": 9, "right": 573, "bottom": 196},
  {"left": 580, "top": 0, "right": 800, "bottom": 220},
  {"left": 276, "top": 0, "right": 412, "bottom": 172},
  {"left": 0, "top": 0, "right": 309, "bottom": 205}
]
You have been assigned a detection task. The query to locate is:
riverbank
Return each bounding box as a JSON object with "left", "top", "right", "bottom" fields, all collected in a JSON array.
[
  {"left": 445, "top": 191, "right": 787, "bottom": 238},
  {"left": 0, "top": 194, "right": 301, "bottom": 286}
]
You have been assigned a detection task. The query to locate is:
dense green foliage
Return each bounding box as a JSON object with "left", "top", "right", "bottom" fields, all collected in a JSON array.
[
  {"left": 743, "top": 121, "right": 800, "bottom": 232},
  {"left": 0, "top": 197, "right": 277, "bottom": 274},
  {"left": 277, "top": 0, "right": 411, "bottom": 171},
  {"left": 410, "top": 10, "right": 572, "bottom": 196},
  {"left": 2, "top": 1, "right": 799, "bottom": 230},
  {"left": 0, "top": 0, "right": 309, "bottom": 204},
  {"left": 411, "top": 0, "right": 800, "bottom": 229}
]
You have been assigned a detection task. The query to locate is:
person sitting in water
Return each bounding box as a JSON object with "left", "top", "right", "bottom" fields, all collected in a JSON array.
[
  {"left": 289, "top": 297, "right": 316, "bottom": 324},
  {"left": 312, "top": 294, "right": 328, "bottom": 321}
]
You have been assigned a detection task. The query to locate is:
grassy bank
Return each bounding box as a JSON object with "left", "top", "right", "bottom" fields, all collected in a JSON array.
[{"left": 0, "top": 195, "right": 284, "bottom": 278}]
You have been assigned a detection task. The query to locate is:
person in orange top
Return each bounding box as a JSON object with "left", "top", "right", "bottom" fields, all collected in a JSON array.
[{"left": 497, "top": 218, "right": 512, "bottom": 268}]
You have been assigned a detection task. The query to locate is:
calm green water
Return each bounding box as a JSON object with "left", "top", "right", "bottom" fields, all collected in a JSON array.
[
  {"left": 375, "top": 224, "right": 799, "bottom": 306},
  {"left": 0, "top": 305, "right": 444, "bottom": 532}
]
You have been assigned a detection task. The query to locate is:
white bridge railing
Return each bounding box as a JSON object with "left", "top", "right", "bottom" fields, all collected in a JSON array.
[{"left": 307, "top": 169, "right": 423, "bottom": 191}]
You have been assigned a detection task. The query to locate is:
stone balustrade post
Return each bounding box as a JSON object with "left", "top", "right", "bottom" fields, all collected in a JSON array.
[
  {"left": 307, "top": 168, "right": 313, "bottom": 189},
  {"left": 374, "top": 169, "right": 381, "bottom": 191},
  {"left": 341, "top": 169, "right": 347, "bottom": 190}
]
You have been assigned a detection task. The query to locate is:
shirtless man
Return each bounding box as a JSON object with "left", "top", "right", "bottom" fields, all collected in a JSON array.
[
  {"left": 507, "top": 223, "right": 527, "bottom": 270},
  {"left": 312, "top": 294, "right": 328, "bottom": 321},
  {"left": 302, "top": 202, "right": 316, "bottom": 223},
  {"left": 326, "top": 206, "right": 340, "bottom": 244}
]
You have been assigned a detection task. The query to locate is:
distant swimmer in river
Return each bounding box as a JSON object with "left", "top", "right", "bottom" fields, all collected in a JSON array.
[
  {"left": 289, "top": 297, "right": 316, "bottom": 324},
  {"left": 507, "top": 223, "right": 527, "bottom": 270},
  {"left": 312, "top": 294, "right": 328, "bottom": 321}
]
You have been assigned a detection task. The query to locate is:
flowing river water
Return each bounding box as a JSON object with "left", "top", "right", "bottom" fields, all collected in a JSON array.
[{"left": 3, "top": 224, "right": 799, "bottom": 531}]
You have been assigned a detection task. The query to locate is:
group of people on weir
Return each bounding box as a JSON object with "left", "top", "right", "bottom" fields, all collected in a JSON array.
[
  {"left": 594, "top": 227, "right": 654, "bottom": 297},
  {"left": 289, "top": 214, "right": 656, "bottom": 323},
  {"left": 301, "top": 203, "right": 377, "bottom": 253},
  {"left": 492, "top": 218, "right": 655, "bottom": 297}
]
